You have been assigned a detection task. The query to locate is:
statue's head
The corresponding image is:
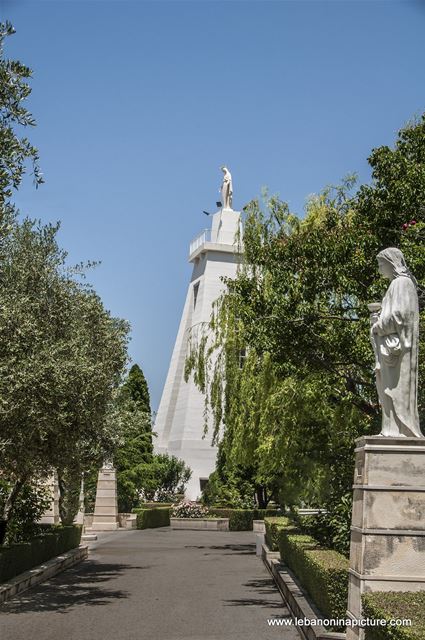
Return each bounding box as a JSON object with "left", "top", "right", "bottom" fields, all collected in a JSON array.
[
  {"left": 221, "top": 165, "right": 229, "bottom": 174},
  {"left": 377, "top": 247, "right": 411, "bottom": 281}
]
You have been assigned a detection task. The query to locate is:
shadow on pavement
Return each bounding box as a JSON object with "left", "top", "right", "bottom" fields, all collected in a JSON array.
[
  {"left": 0, "top": 560, "right": 150, "bottom": 615},
  {"left": 223, "top": 577, "right": 286, "bottom": 609},
  {"left": 185, "top": 543, "right": 255, "bottom": 556}
]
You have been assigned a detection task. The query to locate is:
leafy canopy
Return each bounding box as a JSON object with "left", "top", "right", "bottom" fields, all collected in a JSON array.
[{"left": 186, "top": 115, "right": 425, "bottom": 533}]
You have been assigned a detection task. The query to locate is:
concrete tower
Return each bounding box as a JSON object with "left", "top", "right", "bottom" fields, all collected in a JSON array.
[{"left": 155, "top": 173, "right": 242, "bottom": 500}]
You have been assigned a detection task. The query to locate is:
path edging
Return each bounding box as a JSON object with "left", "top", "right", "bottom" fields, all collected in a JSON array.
[
  {"left": 0, "top": 544, "right": 88, "bottom": 604},
  {"left": 261, "top": 543, "right": 346, "bottom": 640}
]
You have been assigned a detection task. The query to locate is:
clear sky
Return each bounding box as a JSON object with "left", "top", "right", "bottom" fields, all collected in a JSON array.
[{"left": 2, "top": 0, "right": 425, "bottom": 411}]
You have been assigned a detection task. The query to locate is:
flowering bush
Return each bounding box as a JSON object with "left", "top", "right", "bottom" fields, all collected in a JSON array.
[{"left": 171, "top": 500, "right": 209, "bottom": 519}]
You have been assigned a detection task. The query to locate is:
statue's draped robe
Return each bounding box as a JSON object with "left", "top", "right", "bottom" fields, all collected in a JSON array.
[
  {"left": 374, "top": 275, "right": 421, "bottom": 437},
  {"left": 221, "top": 173, "right": 232, "bottom": 209}
]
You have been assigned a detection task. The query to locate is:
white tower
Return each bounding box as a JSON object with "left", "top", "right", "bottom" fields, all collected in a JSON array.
[{"left": 155, "top": 171, "right": 242, "bottom": 500}]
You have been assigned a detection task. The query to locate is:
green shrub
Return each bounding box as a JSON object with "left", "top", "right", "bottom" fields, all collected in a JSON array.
[
  {"left": 210, "top": 509, "right": 252, "bottom": 530},
  {"left": 135, "top": 507, "right": 170, "bottom": 529},
  {"left": 290, "top": 496, "right": 352, "bottom": 557},
  {"left": 210, "top": 508, "right": 280, "bottom": 531},
  {"left": 264, "top": 516, "right": 299, "bottom": 551},
  {"left": 278, "top": 531, "right": 349, "bottom": 629},
  {"left": 362, "top": 592, "right": 425, "bottom": 640},
  {"left": 255, "top": 508, "right": 281, "bottom": 519},
  {"left": 0, "top": 481, "right": 51, "bottom": 545},
  {"left": 0, "top": 525, "right": 82, "bottom": 584}
]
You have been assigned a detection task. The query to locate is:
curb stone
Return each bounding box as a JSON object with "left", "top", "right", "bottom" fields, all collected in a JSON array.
[{"left": 261, "top": 543, "right": 346, "bottom": 640}]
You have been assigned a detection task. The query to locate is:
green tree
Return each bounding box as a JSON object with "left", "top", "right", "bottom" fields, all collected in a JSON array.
[
  {"left": 186, "top": 116, "right": 425, "bottom": 547},
  {"left": 120, "top": 364, "right": 151, "bottom": 414},
  {"left": 137, "top": 453, "right": 192, "bottom": 502},
  {"left": 0, "top": 21, "right": 43, "bottom": 212},
  {"left": 0, "top": 22, "right": 131, "bottom": 536},
  {"left": 112, "top": 363, "right": 154, "bottom": 511},
  {"left": 0, "top": 217, "right": 130, "bottom": 531}
]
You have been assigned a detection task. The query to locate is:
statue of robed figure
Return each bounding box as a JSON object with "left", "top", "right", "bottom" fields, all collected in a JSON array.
[
  {"left": 370, "top": 247, "right": 422, "bottom": 437},
  {"left": 220, "top": 166, "right": 233, "bottom": 210}
]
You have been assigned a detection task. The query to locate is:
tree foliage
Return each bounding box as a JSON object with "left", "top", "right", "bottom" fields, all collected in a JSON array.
[
  {"left": 136, "top": 453, "right": 192, "bottom": 502},
  {"left": 186, "top": 116, "right": 425, "bottom": 536},
  {"left": 0, "top": 22, "right": 43, "bottom": 210},
  {"left": 119, "top": 364, "right": 151, "bottom": 414},
  {"left": 0, "top": 216, "right": 130, "bottom": 527},
  {"left": 0, "top": 23, "right": 130, "bottom": 534},
  {"left": 114, "top": 365, "right": 154, "bottom": 511}
]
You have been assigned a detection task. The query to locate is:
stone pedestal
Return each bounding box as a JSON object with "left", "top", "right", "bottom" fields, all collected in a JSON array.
[
  {"left": 91, "top": 465, "right": 119, "bottom": 531},
  {"left": 347, "top": 436, "right": 425, "bottom": 639},
  {"left": 40, "top": 473, "right": 60, "bottom": 524}
]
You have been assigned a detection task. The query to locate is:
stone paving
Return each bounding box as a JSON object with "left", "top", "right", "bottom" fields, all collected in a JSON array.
[{"left": 0, "top": 528, "right": 299, "bottom": 640}]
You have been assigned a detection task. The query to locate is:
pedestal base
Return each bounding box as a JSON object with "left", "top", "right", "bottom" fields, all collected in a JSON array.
[
  {"left": 40, "top": 473, "right": 60, "bottom": 524},
  {"left": 91, "top": 466, "right": 119, "bottom": 532},
  {"left": 347, "top": 436, "right": 425, "bottom": 639},
  {"left": 90, "top": 522, "right": 119, "bottom": 531}
]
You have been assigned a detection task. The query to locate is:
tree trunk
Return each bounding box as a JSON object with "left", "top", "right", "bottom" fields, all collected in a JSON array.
[
  {"left": 58, "top": 463, "right": 81, "bottom": 525},
  {"left": 255, "top": 485, "right": 269, "bottom": 510}
]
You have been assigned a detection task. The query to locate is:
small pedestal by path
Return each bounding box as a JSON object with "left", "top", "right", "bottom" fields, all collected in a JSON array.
[
  {"left": 40, "top": 473, "right": 60, "bottom": 524},
  {"left": 91, "top": 464, "right": 119, "bottom": 531},
  {"left": 347, "top": 436, "right": 425, "bottom": 639}
]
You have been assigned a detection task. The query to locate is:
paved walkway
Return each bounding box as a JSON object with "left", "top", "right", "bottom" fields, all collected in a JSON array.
[{"left": 0, "top": 528, "right": 299, "bottom": 640}]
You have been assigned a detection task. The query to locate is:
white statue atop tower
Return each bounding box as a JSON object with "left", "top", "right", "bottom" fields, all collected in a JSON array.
[{"left": 220, "top": 166, "right": 233, "bottom": 210}]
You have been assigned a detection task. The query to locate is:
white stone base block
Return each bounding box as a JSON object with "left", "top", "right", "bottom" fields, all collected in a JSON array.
[
  {"left": 253, "top": 520, "right": 266, "bottom": 533},
  {"left": 91, "top": 466, "right": 119, "bottom": 531},
  {"left": 40, "top": 473, "right": 60, "bottom": 524},
  {"left": 170, "top": 518, "right": 229, "bottom": 531},
  {"left": 256, "top": 533, "right": 265, "bottom": 556},
  {"left": 347, "top": 436, "right": 425, "bottom": 640}
]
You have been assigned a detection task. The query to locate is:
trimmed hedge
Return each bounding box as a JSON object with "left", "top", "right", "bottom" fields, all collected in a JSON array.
[
  {"left": 210, "top": 508, "right": 281, "bottom": 531},
  {"left": 264, "top": 516, "right": 299, "bottom": 551},
  {"left": 134, "top": 507, "right": 170, "bottom": 529},
  {"left": 362, "top": 592, "right": 425, "bottom": 640},
  {"left": 278, "top": 530, "right": 349, "bottom": 628},
  {"left": 0, "top": 524, "right": 82, "bottom": 584}
]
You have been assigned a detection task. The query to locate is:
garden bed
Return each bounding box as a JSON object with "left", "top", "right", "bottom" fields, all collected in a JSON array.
[
  {"left": 210, "top": 508, "right": 281, "bottom": 531},
  {"left": 278, "top": 530, "right": 349, "bottom": 627},
  {"left": 0, "top": 524, "right": 83, "bottom": 584},
  {"left": 263, "top": 516, "right": 349, "bottom": 631}
]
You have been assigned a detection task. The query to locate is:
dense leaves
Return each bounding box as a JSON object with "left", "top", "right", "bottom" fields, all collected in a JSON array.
[
  {"left": 0, "top": 21, "right": 43, "bottom": 209},
  {"left": 0, "top": 24, "right": 130, "bottom": 535},
  {"left": 186, "top": 116, "right": 425, "bottom": 543},
  {"left": 0, "top": 216, "right": 130, "bottom": 527}
]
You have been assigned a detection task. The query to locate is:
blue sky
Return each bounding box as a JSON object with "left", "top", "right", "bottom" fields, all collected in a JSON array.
[{"left": 2, "top": 0, "right": 425, "bottom": 411}]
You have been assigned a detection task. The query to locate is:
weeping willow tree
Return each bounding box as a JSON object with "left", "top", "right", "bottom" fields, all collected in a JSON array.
[{"left": 185, "top": 116, "right": 425, "bottom": 544}]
